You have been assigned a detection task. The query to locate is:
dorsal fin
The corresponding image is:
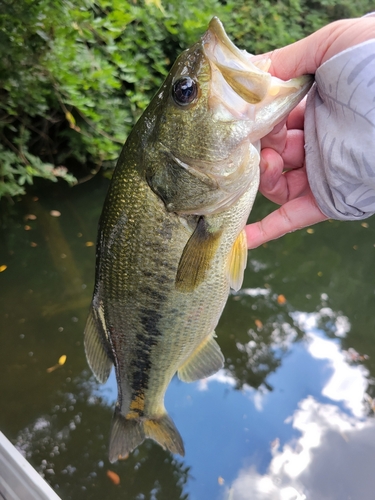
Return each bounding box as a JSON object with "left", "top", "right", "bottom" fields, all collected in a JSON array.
[{"left": 84, "top": 304, "right": 113, "bottom": 383}]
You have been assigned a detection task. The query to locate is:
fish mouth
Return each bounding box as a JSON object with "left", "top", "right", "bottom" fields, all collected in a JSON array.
[{"left": 202, "top": 17, "right": 313, "bottom": 129}]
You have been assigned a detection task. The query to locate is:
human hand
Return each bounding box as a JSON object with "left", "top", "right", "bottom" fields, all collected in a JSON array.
[
  {"left": 246, "top": 15, "right": 375, "bottom": 249},
  {"left": 245, "top": 100, "right": 328, "bottom": 249}
]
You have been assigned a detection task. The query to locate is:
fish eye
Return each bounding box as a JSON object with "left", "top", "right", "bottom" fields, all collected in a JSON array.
[{"left": 172, "top": 77, "right": 198, "bottom": 106}]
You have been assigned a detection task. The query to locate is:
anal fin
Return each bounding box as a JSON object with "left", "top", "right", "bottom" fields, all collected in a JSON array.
[
  {"left": 227, "top": 229, "right": 248, "bottom": 291},
  {"left": 84, "top": 304, "right": 113, "bottom": 383},
  {"left": 178, "top": 333, "right": 224, "bottom": 382}
]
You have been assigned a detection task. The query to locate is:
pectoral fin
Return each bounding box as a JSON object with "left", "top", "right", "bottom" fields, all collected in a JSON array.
[
  {"left": 178, "top": 333, "right": 224, "bottom": 382},
  {"left": 176, "top": 217, "right": 222, "bottom": 292},
  {"left": 84, "top": 304, "right": 113, "bottom": 383},
  {"left": 227, "top": 229, "right": 248, "bottom": 291}
]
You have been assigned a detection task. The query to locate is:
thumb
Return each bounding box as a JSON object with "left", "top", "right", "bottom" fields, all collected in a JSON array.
[
  {"left": 253, "top": 17, "right": 375, "bottom": 80},
  {"left": 249, "top": 33, "right": 324, "bottom": 80}
]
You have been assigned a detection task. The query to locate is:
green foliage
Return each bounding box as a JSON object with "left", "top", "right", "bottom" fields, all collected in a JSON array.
[
  {"left": 0, "top": 0, "right": 373, "bottom": 198},
  {"left": 223, "top": 0, "right": 374, "bottom": 54}
]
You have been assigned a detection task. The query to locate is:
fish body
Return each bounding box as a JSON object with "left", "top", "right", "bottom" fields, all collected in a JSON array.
[{"left": 84, "top": 17, "right": 312, "bottom": 462}]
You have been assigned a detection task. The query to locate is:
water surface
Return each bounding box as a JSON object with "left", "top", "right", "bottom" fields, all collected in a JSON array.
[{"left": 1, "top": 176, "right": 375, "bottom": 500}]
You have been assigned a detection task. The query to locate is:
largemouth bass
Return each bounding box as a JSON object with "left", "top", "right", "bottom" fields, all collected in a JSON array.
[{"left": 84, "top": 17, "right": 312, "bottom": 463}]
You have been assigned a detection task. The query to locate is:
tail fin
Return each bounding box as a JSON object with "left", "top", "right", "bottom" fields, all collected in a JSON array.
[
  {"left": 109, "top": 408, "right": 185, "bottom": 463},
  {"left": 144, "top": 413, "right": 185, "bottom": 456},
  {"left": 109, "top": 409, "right": 145, "bottom": 463}
]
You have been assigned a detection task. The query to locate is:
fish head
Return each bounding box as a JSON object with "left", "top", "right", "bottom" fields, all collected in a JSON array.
[{"left": 144, "top": 17, "right": 313, "bottom": 215}]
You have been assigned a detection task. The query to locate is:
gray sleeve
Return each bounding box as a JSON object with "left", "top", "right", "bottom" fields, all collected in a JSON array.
[{"left": 304, "top": 38, "right": 375, "bottom": 220}]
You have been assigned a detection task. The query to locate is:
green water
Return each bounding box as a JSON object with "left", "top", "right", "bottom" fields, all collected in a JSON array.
[{"left": 1, "top": 176, "right": 375, "bottom": 500}]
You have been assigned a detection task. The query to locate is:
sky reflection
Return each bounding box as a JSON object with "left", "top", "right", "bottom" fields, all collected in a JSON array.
[
  {"left": 88, "top": 301, "right": 375, "bottom": 500},
  {"left": 226, "top": 397, "right": 375, "bottom": 500},
  {"left": 225, "top": 309, "right": 375, "bottom": 500}
]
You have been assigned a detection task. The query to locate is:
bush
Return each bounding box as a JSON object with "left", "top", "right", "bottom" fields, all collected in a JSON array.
[
  {"left": 224, "top": 0, "right": 374, "bottom": 54},
  {"left": 0, "top": 0, "right": 373, "bottom": 198}
]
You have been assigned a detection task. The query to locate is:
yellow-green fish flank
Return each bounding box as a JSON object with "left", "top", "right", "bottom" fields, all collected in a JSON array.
[{"left": 84, "top": 17, "right": 313, "bottom": 463}]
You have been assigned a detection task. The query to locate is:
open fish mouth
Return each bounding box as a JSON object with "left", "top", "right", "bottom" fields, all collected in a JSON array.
[{"left": 202, "top": 17, "right": 313, "bottom": 124}]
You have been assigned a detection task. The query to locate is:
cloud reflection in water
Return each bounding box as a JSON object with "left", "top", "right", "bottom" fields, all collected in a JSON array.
[{"left": 225, "top": 309, "right": 375, "bottom": 500}]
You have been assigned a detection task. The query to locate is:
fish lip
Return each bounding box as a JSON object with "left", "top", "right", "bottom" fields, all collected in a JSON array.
[
  {"left": 203, "top": 16, "right": 249, "bottom": 66},
  {"left": 202, "top": 16, "right": 271, "bottom": 111},
  {"left": 202, "top": 17, "right": 313, "bottom": 127}
]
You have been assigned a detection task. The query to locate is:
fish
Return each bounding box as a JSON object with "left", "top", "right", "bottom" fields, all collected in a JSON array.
[{"left": 84, "top": 17, "right": 313, "bottom": 463}]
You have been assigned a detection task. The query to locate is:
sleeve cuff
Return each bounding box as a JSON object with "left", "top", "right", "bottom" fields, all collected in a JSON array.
[{"left": 305, "top": 39, "right": 375, "bottom": 220}]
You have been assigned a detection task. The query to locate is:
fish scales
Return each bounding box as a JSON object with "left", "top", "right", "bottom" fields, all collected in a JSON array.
[
  {"left": 84, "top": 17, "right": 313, "bottom": 462},
  {"left": 102, "top": 166, "right": 251, "bottom": 412}
]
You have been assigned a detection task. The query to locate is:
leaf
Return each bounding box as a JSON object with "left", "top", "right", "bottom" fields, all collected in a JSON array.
[
  {"left": 254, "top": 319, "right": 263, "bottom": 329},
  {"left": 106, "top": 470, "right": 120, "bottom": 485},
  {"left": 0, "top": 265, "right": 7, "bottom": 273},
  {"left": 1, "top": 0, "right": 371, "bottom": 200},
  {"left": 47, "top": 354, "right": 67, "bottom": 372},
  {"left": 58, "top": 355, "right": 67, "bottom": 365},
  {"left": 277, "top": 294, "right": 287, "bottom": 305},
  {"left": 65, "top": 111, "right": 76, "bottom": 126},
  {"left": 145, "top": 0, "right": 166, "bottom": 15}
]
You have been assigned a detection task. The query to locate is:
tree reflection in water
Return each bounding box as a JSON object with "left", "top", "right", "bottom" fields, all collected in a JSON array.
[{"left": 13, "top": 374, "right": 190, "bottom": 500}]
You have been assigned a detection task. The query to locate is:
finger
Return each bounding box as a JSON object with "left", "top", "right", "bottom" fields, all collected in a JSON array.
[
  {"left": 259, "top": 161, "right": 308, "bottom": 205},
  {"left": 259, "top": 153, "right": 305, "bottom": 205},
  {"left": 269, "top": 117, "right": 287, "bottom": 135},
  {"left": 260, "top": 132, "right": 307, "bottom": 205},
  {"left": 282, "top": 168, "right": 310, "bottom": 200},
  {"left": 259, "top": 148, "right": 285, "bottom": 201},
  {"left": 286, "top": 100, "right": 306, "bottom": 130},
  {"left": 245, "top": 193, "right": 328, "bottom": 249},
  {"left": 261, "top": 122, "right": 287, "bottom": 154},
  {"left": 255, "top": 19, "right": 375, "bottom": 80},
  {"left": 321, "top": 18, "right": 375, "bottom": 64},
  {"left": 261, "top": 103, "right": 305, "bottom": 154},
  {"left": 281, "top": 129, "right": 305, "bottom": 169},
  {"left": 264, "top": 35, "right": 321, "bottom": 79}
]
